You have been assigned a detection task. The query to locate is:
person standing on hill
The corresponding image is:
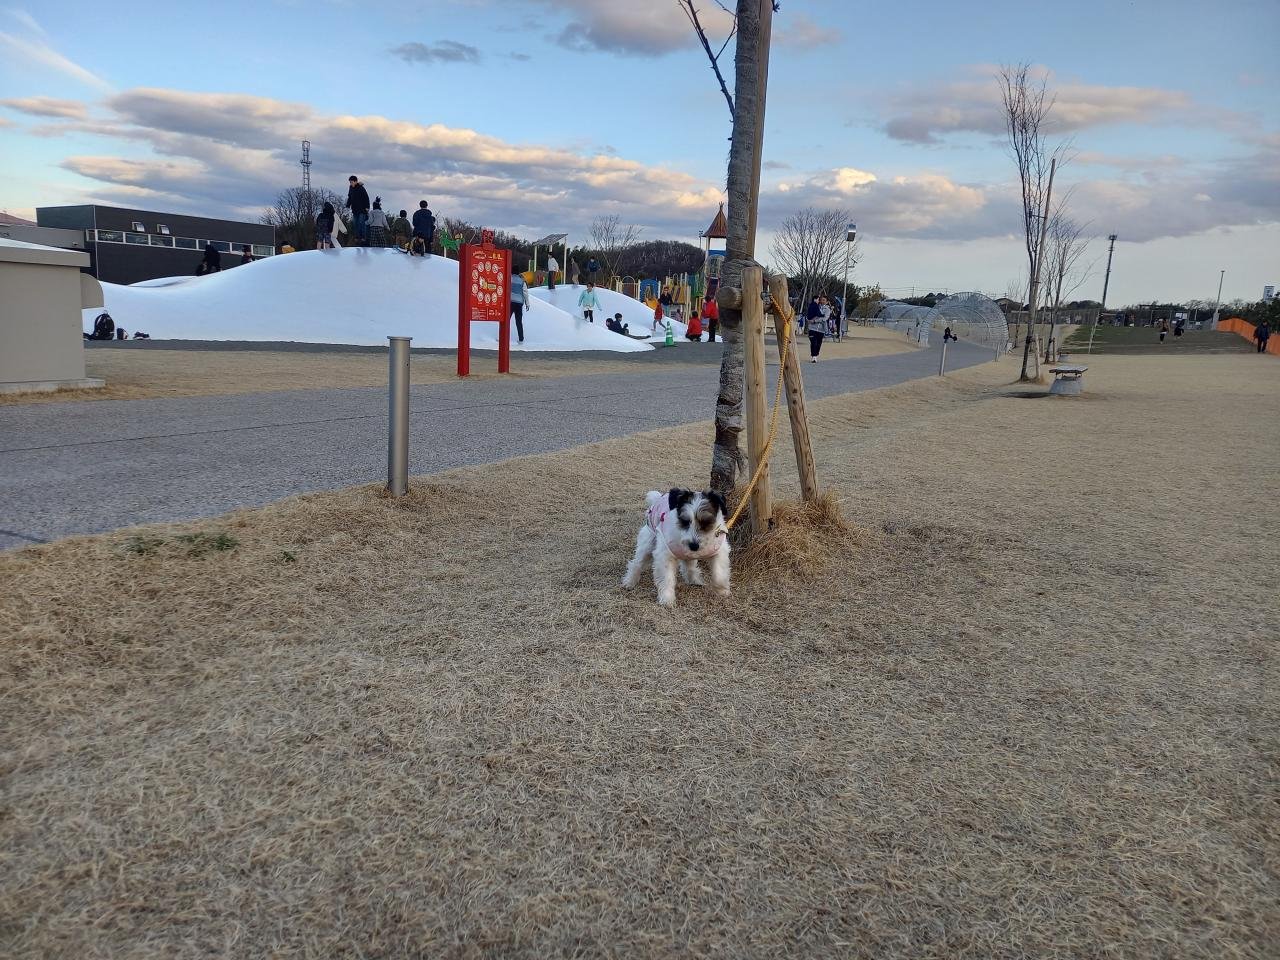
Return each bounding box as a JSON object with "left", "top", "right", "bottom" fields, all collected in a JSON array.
[
  {"left": 368, "top": 198, "right": 390, "bottom": 247},
  {"left": 578, "top": 282, "right": 600, "bottom": 323},
  {"left": 568, "top": 258, "right": 580, "bottom": 286},
  {"left": 410, "top": 201, "right": 435, "bottom": 257},
  {"left": 391, "top": 210, "right": 411, "bottom": 249},
  {"left": 546, "top": 252, "right": 559, "bottom": 290},
  {"left": 586, "top": 256, "right": 599, "bottom": 283},
  {"left": 198, "top": 243, "right": 222, "bottom": 274},
  {"left": 315, "top": 202, "right": 336, "bottom": 250},
  {"left": 1256, "top": 320, "right": 1271, "bottom": 353},
  {"left": 703, "top": 294, "right": 719, "bottom": 342},
  {"left": 346, "top": 175, "right": 371, "bottom": 245}
]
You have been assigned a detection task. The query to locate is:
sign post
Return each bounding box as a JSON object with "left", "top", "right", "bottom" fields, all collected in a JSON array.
[{"left": 457, "top": 228, "right": 512, "bottom": 377}]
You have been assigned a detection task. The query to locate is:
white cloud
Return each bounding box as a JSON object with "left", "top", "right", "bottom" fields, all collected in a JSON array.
[
  {"left": 880, "top": 65, "right": 1193, "bottom": 144},
  {"left": 774, "top": 13, "right": 841, "bottom": 49},
  {"left": 0, "top": 29, "right": 110, "bottom": 91},
  {"left": 1, "top": 95, "right": 87, "bottom": 119},
  {"left": 529, "top": 0, "right": 734, "bottom": 55}
]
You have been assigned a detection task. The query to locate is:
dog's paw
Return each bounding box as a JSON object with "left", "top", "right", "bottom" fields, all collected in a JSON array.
[
  {"left": 657, "top": 592, "right": 677, "bottom": 608},
  {"left": 715, "top": 585, "right": 731, "bottom": 598}
]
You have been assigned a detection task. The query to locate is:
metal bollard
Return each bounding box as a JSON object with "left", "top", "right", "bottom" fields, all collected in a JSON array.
[
  {"left": 387, "top": 336, "right": 411, "bottom": 497},
  {"left": 938, "top": 338, "right": 948, "bottom": 376}
]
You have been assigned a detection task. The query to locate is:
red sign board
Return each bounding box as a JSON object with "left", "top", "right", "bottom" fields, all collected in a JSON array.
[{"left": 457, "top": 236, "right": 512, "bottom": 377}]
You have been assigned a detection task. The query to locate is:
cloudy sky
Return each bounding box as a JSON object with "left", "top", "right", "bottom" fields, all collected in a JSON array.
[{"left": 2, "top": 0, "right": 1277, "bottom": 305}]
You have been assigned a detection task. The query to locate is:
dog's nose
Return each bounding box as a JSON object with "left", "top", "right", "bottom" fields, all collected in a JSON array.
[{"left": 687, "top": 539, "right": 701, "bottom": 552}]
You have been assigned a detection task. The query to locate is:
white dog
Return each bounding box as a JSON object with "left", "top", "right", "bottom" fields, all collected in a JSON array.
[{"left": 622, "top": 489, "right": 731, "bottom": 607}]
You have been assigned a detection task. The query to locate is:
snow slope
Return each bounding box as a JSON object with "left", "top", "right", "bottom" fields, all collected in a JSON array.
[
  {"left": 532, "top": 284, "right": 720, "bottom": 344},
  {"left": 88, "top": 249, "right": 663, "bottom": 352}
]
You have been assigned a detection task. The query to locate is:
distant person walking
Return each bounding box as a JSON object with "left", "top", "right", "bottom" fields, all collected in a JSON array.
[
  {"left": 806, "top": 297, "right": 825, "bottom": 361},
  {"left": 586, "top": 256, "right": 599, "bottom": 283},
  {"left": 578, "top": 282, "right": 600, "bottom": 323},
  {"left": 546, "top": 253, "right": 559, "bottom": 290},
  {"left": 510, "top": 262, "right": 531, "bottom": 344},
  {"left": 390, "top": 209, "right": 411, "bottom": 249},
  {"left": 197, "top": 243, "right": 222, "bottom": 275},
  {"left": 368, "top": 198, "right": 390, "bottom": 247},
  {"left": 1256, "top": 320, "right": 1271, "bottom": 353},
  {"left": 345, "top": 176, "right": 371, "bottom": 245},
  {"left": 410, "top": 201, "right": 435, "bottom": 257},
  {"left": 315, "top": 202, "right": 336, "bottom": 250},
  {"left": 1159, "top": 319, "right": 1169, "bottom": 343},
  {"left": 568, "top": 259, "right": 580, "bottom": 286}
]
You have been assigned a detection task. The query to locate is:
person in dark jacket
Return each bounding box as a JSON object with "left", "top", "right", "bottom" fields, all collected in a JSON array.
[
  {"left": 806, "top": 297, "right": 824, "bottom": 361},
  {"left": 315, "top": 202, "right": 336, "bottom": 250},
  {"left": 345, "top": 175, "right": 371, "bottom": 245},
  {"left": 586, "top": 257, "right": 599, "bottom": 282},
  {"left": 410, "top": 201, "right": 435, "bottom": 257},
  {"left": 1256, "top": 320, "right": 1272, "bottom": 353},
  {"left": 197, "top": 243, "right": 222, "bottom": 275}
]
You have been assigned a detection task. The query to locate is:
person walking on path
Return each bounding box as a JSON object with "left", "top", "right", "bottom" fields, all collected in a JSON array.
[
  {"left": 686, "top": 310, "right": 704, "bottom": 342},
  {"left": 345, "top": 175, "right": 371, "bottom": 245},
  {"left": 568, "top": 259, "right": 580, "bottom": 286},
  {"left": 510, "top": 262, "right": 531, "bottom": 344},
  {"left": 1256, "top": 320, "right": 1271, "bottom": 353},
  {"left": 410, "top": 201, "right": 435, "bottom": 256},
  {"left": 368, "top": 198, "right": 390, "bottom": 247},
  {"left": 390, "top": 209, "right": 411, "bottom": 249},
  {"left": 806, "top": 296, "right": 825, "bottom": 362},
  {"left": 578, "top": 282, "right": 600, "bottom": 323},
  {"left": 703, "top": 295, "right": 719, "bottom": 342},
  {"left": 1159, "top": 319, "right": 1169, "bottom": 343},
  {"left": 315, "top": 202, "right": 336, "bottom": 250},
  {"left": 546, "top": 253, "right": 559, "bottom": 290},
  {"left": 586, "top": 256, "right": 599, "bottom": 283}
]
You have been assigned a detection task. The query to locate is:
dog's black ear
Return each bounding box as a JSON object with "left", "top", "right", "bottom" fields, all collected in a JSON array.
[
  {"left": 668, "top": 488, "right": 694, "bottom": 511},
  {"left": 705, "top": 491, "right": 727, "bottom": 517}
]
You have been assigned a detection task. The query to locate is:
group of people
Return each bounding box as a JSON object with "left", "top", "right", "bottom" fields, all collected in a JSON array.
[
  {"left": 315, "top": 175, "right": 437, "bottom": 255},
  {"left": 803, "top": 295, "right": 843, "bottom": 361},
  {"left": 194, "top": 242, "right": 255, "bottom": 276}
]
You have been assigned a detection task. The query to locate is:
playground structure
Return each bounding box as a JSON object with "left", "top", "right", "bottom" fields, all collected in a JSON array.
[{"left": 874, "top": 292, "right": 1010, "bottom": 349}]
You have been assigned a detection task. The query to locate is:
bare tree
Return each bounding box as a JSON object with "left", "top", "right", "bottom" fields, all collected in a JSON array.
[
  {"left": 998, "top": 63, "right": 1069, "bottom": 380},
  {"left": 261, "top": 186, "right": 345, "bottom": 250},
  {"left": 587, "top": 214, "right": 642, "bottom": 282},
  {"left": 1042, "top": 212, "right": 1092, "bottom": 360},
  {"left": 770, "top": 207, "right": 858, "bottom": 309}
]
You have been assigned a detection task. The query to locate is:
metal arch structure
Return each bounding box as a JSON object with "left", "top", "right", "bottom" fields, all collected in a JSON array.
[{"left": 874, "top": 292, "right": 1008, "bottom": 348}]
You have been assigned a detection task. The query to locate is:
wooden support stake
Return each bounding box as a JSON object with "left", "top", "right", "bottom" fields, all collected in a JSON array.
[
  {"left": 766, "top": 272, "right": 819, "bottom": 503},
  {"left": 742, "top": 264, "right": 771, "bottom": 537}
]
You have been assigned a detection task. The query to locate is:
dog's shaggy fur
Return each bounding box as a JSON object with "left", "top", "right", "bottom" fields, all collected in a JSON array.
[{"left": 621, "top": 488, "right": 731, "bottom": 607}]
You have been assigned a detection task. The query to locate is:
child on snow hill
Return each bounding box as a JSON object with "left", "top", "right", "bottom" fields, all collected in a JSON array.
[
  {"left": 315, "top": 202, "right": 336, "bottom": 250},
  {"left": 578, "top": 282, "right": 600, "bottom": 322},
  {"left": 368, "top": 198, "right": 390, "bottom": 247}
]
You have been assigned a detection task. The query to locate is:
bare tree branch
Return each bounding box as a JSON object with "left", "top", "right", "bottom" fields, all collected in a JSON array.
[
  {"left": 587, "top": 215, "right": 642, "bottom": 282},
  {"left": 770, "top": 207, "right": 858, "bottom": 308},
  {"left": 678, "top": 0, "right": 735, "bottom": 120}
]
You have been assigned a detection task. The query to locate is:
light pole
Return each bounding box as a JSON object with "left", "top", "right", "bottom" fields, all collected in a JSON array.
[
  {"left": 1088, "top": 233, "right": 1117, "bottom": 354},
  {"left": 841, "top": 223, "right": 856, "bottom": 334},
  {"left": 1210, "top": 269, "right": 1225, "bottom": 329}
]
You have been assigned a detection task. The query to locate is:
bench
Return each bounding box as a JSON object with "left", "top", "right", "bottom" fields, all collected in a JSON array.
[{"left": 1048, "top": 364, "right": 1088, "bottom": 396}]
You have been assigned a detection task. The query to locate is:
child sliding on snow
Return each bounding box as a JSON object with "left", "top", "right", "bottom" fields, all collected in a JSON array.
[{"left": 578, "top": 282, "right": 600, "bottom": 322}]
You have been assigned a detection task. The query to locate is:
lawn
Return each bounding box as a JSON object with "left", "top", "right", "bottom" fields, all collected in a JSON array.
[
  {"left": 1063, "top": 324, "right": 1253, "bottom": 354},
  {"left": 2, "top": 354, "right": 1276, "bottom": 958}
]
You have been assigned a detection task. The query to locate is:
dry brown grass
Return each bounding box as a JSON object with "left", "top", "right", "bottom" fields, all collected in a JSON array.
[{"left": 2, "top": 353, "right": 1277, "bottom": 958}]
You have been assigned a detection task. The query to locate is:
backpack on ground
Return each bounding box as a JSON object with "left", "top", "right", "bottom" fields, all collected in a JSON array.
[{"left": 91, "top": 312, "right": 115, "bottom": 340}]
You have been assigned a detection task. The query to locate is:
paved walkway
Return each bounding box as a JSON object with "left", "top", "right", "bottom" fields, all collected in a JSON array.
[{"left": 0, "top": 339, "right": 992, "bottom": 548}]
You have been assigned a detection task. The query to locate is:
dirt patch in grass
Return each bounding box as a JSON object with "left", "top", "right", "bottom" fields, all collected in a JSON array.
[{"left": 2, "top": 353, "right": 1277, "bottom": 958}]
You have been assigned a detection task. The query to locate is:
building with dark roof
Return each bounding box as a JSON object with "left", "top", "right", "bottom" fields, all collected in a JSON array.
[{"left": 35, "top": 205, "right": 276, "bottom": 285}]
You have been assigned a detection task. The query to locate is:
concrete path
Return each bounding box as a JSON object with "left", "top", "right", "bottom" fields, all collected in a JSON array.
[{"left": 0, "top": 338, "right": 992, "bottom": 549}]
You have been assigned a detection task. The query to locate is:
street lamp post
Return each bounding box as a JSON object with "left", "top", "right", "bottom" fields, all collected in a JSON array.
[
  {"left": 1088, "top": 233, "right": 1117, "bottom": 354},
  {"left": 1210, "top": 269, "right": 1225, "bottom": 329},
  {"left": 841, "top": 223, "right": 856, "bottom": 334}
]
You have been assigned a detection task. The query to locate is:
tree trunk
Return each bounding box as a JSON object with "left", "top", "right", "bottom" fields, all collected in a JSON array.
[{"left": 711, "top": 0, "right": 768, "bottom": 495}]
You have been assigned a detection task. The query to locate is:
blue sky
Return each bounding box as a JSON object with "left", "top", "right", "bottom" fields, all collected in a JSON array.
[{"left": 2, "top": 0, "right": 1277, "bottom": 306}]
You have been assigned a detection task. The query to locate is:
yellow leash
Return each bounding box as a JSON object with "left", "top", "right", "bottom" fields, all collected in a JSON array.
[{"left": 724, "top": 310, "right": 792, "bottom": 531}]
